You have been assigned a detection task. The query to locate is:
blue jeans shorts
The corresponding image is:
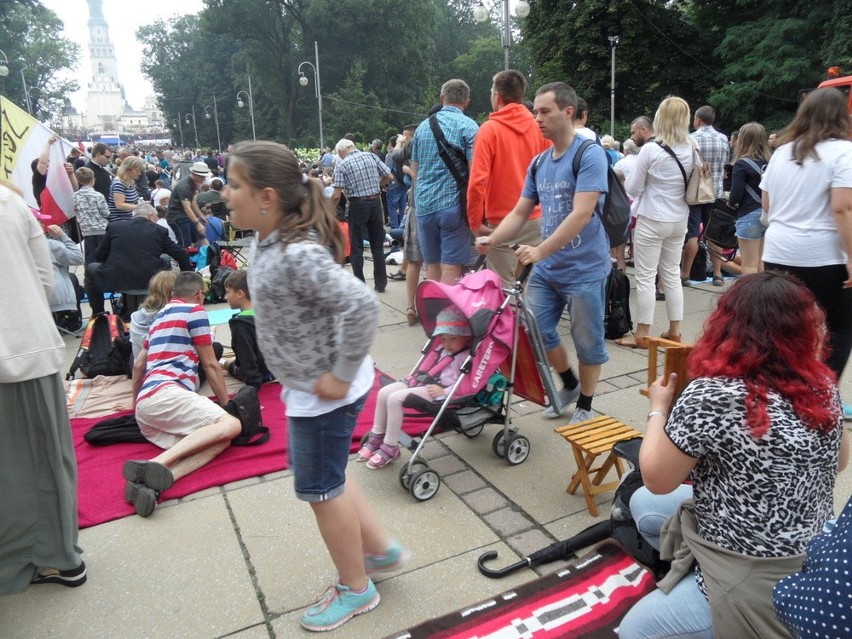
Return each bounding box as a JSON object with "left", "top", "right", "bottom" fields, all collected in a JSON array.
[
  {"left": 525, "top": 269, "right": 609, "bottom": 366},
  {"left": 735, "top": 209, "right": 766, "bottom": 240},
  {"left": 416, "top": 204, "right": 472, "bottom": 265},
  {"left": 287, "top": 393, "right": 367, "bottom": 503}
]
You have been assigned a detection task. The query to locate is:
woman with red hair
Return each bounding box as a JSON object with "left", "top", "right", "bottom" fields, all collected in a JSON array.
[{"left": 619, "top": 272, "right": 849, "bottom": 639}]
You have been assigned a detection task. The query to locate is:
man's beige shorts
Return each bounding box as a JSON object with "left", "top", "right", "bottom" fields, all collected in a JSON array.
[{"left": 136, "top": 384, "right": 227, "bottom": 449}]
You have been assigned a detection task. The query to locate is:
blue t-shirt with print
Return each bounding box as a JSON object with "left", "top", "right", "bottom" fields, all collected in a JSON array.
[{"left": 521, "top": 136, "right": 610, "bottom": 284}]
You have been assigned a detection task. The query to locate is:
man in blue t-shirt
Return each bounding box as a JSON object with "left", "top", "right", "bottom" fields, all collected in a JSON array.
[{"left": 476, "top": 82, "right": 610, "bottom": 424}]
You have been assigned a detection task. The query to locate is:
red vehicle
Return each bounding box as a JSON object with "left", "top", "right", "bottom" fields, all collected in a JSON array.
[{"left": 817, "top": 67, "right": 852, "bottom": 113}]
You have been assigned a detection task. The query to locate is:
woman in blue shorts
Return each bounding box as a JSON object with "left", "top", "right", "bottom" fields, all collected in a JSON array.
[{"left": 728, "top": 122, "right": 771, "bottom": 275}]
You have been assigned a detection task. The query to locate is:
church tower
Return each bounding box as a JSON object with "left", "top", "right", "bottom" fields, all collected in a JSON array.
[{"left": 83, "top": 0, "right": 126, "bottom": 130}]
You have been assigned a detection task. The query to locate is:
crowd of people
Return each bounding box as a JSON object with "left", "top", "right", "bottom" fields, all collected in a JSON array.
[{"left": 1, "top": 71, "right": 850, "bottom": 638}]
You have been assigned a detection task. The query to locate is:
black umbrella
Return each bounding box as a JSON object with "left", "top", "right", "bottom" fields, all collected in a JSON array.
[{"left": 477, "top": 520, "right": 611, "bottom": 578}]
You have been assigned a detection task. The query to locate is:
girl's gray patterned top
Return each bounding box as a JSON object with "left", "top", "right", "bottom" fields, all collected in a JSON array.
[{"left": 248, "top": 230, "right": 380, "bottom": 393}]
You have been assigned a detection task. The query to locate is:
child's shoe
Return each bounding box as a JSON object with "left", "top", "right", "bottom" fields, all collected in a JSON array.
[
  {"left": 366, "top": 443, "right": 400, "bottom": 469},
  {"left": 364, "top": 539, "right": 412, "bottom": 577},
  {"left": 356, "top": 432, "right": 384, "bottom": 462},
  {"left": 300, "top": 579, "right": 380, "bottom": 632}
]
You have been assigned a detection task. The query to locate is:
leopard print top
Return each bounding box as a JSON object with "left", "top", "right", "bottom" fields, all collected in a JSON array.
[{"left": 666, "top": 377, "right": 843, "bottom": 559}]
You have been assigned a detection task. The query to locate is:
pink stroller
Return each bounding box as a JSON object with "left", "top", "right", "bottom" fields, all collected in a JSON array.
[{"left": 395, "top": 268, "right": 562, "bottom": 501}]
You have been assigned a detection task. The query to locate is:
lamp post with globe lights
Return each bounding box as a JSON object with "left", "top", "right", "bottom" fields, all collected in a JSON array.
[
  {"left": 185, "top": 106, "right": 199, "bottom": 149},
  {"left": 608, "top": 35, "right": 619, "bottom": 137},
  {"left": 298, "top": 41, "right": 324, "bottom": 150},
  {"left": 236, "top": 75, "right": 256, "bottom": 141},
  {"left": 205, "top": 98, "right": 221, "bottom": 151},
  {"left": 172, "top": 115, "right": 184, "bottom": 148},
  {"left": 473, "top": 0, "right": 530, "bottom": 71},
  {"left": 0, "top": 50, "right": 9, "bottom": 77}
]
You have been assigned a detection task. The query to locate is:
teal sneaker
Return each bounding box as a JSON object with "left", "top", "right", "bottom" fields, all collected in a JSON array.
[
  {"left": 300, "top": 579, "right": 380, "bottom": 632},
  {"left": 364, "top": 539, "right": 412, "bottom": 576},
  {"left": 843, "top": 404, "right": 852, "bottom": 421}
]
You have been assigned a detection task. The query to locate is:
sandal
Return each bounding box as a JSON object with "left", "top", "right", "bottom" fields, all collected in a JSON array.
[
  {"left": 388, "top": 271, "right": 406, "bottom": 281},
  {"left": 712, "top": 275, "right": 724, "bottom": 287},
  {"left": 406, "top": 306, "right": 419, "bottom": 326},
  {"left": 366, "top": 443, "right": 401, "bottom": 469},
  {"left": 660, "top": 331, "right": 682, "bottom": 343},
  {"left": 615, "top": 333, "right": 649, "bottom": 349},
  {"left": 357, "top": 432, "right": 384, "bottom": 462}
]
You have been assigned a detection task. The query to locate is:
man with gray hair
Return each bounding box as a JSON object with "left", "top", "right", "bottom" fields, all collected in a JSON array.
[
  {"left": 84, "top": 203, "right": 191, "bottom": 316},
  {"left": 331, "top": 138, "right": 394, "bottom": 292},
  {"left": 411, "top": 78, "right": 479, "bottom": 283}
]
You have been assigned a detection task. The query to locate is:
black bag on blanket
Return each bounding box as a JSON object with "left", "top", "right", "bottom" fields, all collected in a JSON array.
[
  {"left": 85, "top": 413, "right": 148, "bottom": 445},
  {"left": 85, "top": 386, "right": 270, "bottom": 447},
  {"left": 225, "top": 385, "right": 270, "bottom": 446}
]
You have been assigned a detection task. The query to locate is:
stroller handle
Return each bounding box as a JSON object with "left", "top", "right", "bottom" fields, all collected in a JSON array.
[{"left": 510, "top": 243, "right": 534, "bottom": 286}]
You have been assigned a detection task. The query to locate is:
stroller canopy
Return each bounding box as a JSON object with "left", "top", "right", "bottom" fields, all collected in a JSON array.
[{"left": 415, "top": 270, "right": 515, "bottom": 396}]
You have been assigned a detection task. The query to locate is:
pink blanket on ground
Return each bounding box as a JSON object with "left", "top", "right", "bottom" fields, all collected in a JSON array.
[{"left": 72, "top": 371, "right": 431, "bottom": 528}]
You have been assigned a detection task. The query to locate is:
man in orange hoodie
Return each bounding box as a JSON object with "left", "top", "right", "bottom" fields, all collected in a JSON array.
[{"left": 467, "top": 69, "right": 551, "bottom": 287}]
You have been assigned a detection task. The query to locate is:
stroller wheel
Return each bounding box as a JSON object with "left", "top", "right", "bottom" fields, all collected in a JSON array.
[
  {"left": 491, "top": 429, "right": 516, "bottom": 458},
  {"left": 398, "top": 461, "right": 427, "bottom": 491},
  {"left": 504, "top": 434, "right": 531, "bottom": 465},
  {"left": 461, "top": 423, "right": 485, "bottom": 438},
  {"left": 409, "top": 466, "right": 441, "bottom": 501}
]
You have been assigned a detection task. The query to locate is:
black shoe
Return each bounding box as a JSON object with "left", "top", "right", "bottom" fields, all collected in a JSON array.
[
  {"left": 31, "top": 561, "right": 87, "bottom": 588},
  {"left": 374, "top": 286, "right": 386, "bottom": 293},
  {"left": 125, "top": 481, "right": 159, "bottom": 517},
  {"left": 655, "top": 291, "right": 666, "bottom": 301},
  {"left": 387, "top": 271, "right": 406, "bottom": 281},
  {"left": 122, "top": 460, "right": 174, "bottom": 491}
]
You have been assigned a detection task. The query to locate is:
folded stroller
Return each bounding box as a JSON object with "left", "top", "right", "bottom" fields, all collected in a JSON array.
[{"left": 395, "top": 268, "right": 563, "bottom": 502}]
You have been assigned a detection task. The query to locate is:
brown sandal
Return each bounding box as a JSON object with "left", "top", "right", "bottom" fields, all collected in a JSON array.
[
  {"left": 615, "top": 333, "right": 649, "bottom": 349},
  {"left": 660, "top": 331, "right": 682, "bottom": 343},
  {"left": 406, "top": 306, "right": 419, "bottom": 326}
]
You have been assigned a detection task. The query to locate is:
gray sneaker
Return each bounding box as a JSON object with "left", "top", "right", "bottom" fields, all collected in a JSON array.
[
  {"left": 568, "top": 407, "right": 595, "bottom": 425},
  {"left": 542, "top": 385, "right": 581, "bottom": 419}
]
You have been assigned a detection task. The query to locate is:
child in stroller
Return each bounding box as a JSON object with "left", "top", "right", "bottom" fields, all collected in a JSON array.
[{"left": 358, "top": 306, "right": 473, "bottom": 469}]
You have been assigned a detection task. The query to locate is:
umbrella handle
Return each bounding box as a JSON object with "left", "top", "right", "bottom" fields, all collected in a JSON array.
[{"left": 477, "top": 550, "right": 532, "bottom": 578}]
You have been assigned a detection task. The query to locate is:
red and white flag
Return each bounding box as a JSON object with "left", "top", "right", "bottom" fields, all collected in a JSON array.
[{"left": 0, "top": 95, "right": 77, "bottom": 224}]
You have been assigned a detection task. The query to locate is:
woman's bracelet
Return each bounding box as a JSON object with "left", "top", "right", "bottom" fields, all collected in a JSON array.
[{"left": 647, "top": 411, "right": 667, "bottom": 420}]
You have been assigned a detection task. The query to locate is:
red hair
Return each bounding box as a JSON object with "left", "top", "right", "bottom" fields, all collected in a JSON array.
[{"left": 688, "top": 272, "right": 838, "bottom": 438}]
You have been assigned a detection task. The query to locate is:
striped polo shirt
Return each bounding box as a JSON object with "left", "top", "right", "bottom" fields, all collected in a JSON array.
[{"left": 137, "top": 300, "right": 213, "bottom": 403}]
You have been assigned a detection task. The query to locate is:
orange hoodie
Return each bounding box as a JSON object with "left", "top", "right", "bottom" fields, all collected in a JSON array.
[{"left": 466, "top": 102, "right": 551, "bottom": 230}]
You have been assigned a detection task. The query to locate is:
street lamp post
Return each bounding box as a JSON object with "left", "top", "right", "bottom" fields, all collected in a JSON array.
[
  {"left": 473, "top": 0, "right": 530, "bottom": 71},
  {"left": 205, "top": 97, "right": 221, "bottom": 151},
  {"left": 172, "top": 114, "right": 184, "bottom": 147},
  {"left": 608, "top": 35, "right": 619, "bottom": 137},
  {"left": 20, "top": 70, "right": 33, "bottom": 114},
  {"left": 298, "top": 41, "right": 324, "bottom": 150},
  {"left": 0, "top": 50, "right": 9, "bottom": 77},
  {"left": 185, "top": 105, "right": 199, "bottom": 149},
  {"left": 236, "top": 75, "right": 256, "bottom": 141}
]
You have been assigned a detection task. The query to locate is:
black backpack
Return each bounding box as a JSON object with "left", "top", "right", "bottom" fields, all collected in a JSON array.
[
  {"left": 209, "top": 265, "right": 236, "bottom": 303},
  {"left": 604, "top": 265, "right": 632, "bottom": 339},
  {"left": 66, "top": 313, "right": 133, "bottom": 380},
  {"left": 530, "top": 139, "right": 631, "bottom": 248},
  {"left": 611, "top": 438, "right": 670, "bottom": 579}
]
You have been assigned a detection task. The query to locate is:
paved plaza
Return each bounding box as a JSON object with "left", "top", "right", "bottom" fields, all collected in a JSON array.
[{"left": 1, "top": 264, "right": 849, "bottom": 639}]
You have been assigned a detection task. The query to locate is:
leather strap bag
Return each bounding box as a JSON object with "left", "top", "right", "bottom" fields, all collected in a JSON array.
[{"left": 658, "top": 142, "right": 715, "bottom": 205}]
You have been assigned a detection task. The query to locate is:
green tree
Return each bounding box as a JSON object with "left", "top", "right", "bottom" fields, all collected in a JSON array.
[
  {"left": 323, "top": 61, "right": 388, "bottom": 143},
  {"left": 679, "top": 0, "right": 852, "bottom": 130},
  {"left": 0, "top": 1, "right": 79, "bottom": 121},
  {"left": 523, "top": 0, "right": 713, "bottom": 133}
]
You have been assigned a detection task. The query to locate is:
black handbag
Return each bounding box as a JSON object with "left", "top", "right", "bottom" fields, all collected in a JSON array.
[
  {"left": 225, "top": 385, "right": 271, "bottom": 446},
  {"left": 703, "top": 198, "right": 738, "bottom": 251}
]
